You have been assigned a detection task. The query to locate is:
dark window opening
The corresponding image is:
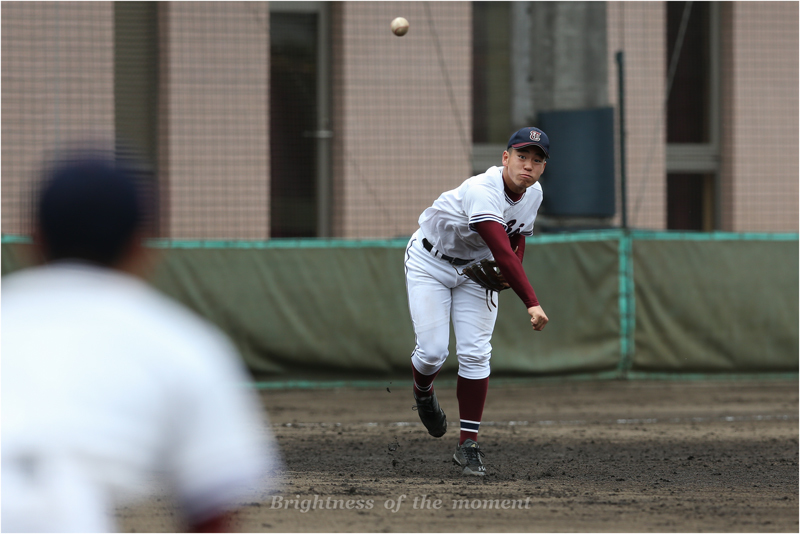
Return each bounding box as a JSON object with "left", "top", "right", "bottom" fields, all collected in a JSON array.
[
  {"left": 667, "top": 1, "right": 711, "bottom": 144},
  {"left": 270, "top": 13, "right": 318, "bottom": 238}
]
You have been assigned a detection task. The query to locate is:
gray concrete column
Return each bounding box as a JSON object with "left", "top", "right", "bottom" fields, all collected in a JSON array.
[{"left": 512, "top": 1, "right": 608, "bottom": 128}]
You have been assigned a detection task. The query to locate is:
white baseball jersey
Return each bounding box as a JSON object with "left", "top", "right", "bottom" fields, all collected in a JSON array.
[
  {"left": 418, "top": 165, "right": 543, "bottom": 260},
  {"left": 2, "top": 262, "right": 280, "bottom": 532}
]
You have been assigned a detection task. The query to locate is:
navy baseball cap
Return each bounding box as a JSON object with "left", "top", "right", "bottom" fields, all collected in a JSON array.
[
  {"left": 37, "top": 154, "right": 151, "bottom": 265},
  {"left": 507, "top": 127, "right": 549, "bottom": 158}
]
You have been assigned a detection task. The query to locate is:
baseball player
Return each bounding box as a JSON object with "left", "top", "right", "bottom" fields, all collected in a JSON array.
[
  {"left": 2, "top": 154, "right": 281, "bottom": 531},
  {"left": 404, "top": 127, "right": 550, "bottom": 476}
]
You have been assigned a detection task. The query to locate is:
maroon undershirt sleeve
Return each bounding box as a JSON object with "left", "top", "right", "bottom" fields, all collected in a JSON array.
[
  {"left": 473, "top": 221, "right": 539, "bottom": 308},
  {"left": 188, "top": 511, "right": 233, "bottom": 532},
  {"left": 509, "top": 232, "right": 525, "bottom": 263}
]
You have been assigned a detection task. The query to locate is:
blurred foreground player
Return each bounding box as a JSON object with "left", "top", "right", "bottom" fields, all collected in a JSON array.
[
  {"left": 2, "top": 154, "right": 280, "bottom": 532},
  {"left": 404, "top": 128, "right": 550, "bottom": 476}
]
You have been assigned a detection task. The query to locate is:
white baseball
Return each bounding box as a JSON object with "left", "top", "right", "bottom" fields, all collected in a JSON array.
[{"left": 391, "top": 17, "right": 409, "bottom": 36}]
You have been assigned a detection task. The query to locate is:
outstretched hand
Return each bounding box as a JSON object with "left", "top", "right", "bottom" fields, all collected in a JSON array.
[{"left": 527, "top": 305, "right": 548, "bottom": 331}]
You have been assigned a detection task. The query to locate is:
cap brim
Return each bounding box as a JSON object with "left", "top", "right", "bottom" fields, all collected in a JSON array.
[{"left": 509, "top": 142, "right": 549, "bottom": 158}]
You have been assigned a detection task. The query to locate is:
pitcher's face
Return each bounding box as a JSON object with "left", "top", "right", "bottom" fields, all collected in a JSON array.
[{"left": 502, "top": 146, "right": 546, "bottom": 195}]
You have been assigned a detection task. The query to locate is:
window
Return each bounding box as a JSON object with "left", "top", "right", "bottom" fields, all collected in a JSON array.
[
  {"left": 666, "top": 2, "right": 720, "bottom": 231},
  {"left": 667, "top": 173, "right": 714, "bottom": 230},
  {"left": 270, "top": 11, "right": 318, "bottom": 238},
  {"left": 269, "top": 2, "right": 331, "bottom": 238}
]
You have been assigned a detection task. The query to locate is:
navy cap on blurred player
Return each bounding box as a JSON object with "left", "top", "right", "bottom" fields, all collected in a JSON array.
[
  {"left": 507, "top": 127, "right": 549, "bottom": 158},
  {"left": 36, "top": 154, "right": 153, "bottom": 266}
]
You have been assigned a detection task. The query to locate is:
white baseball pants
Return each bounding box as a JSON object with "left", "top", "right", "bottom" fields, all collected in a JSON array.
[{"left": 404, "top": 229, "right": 498, "bottom": 380}]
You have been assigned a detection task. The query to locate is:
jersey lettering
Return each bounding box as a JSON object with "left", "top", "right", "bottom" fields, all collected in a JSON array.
[{"left": 504, "top": 219, "right": 527, "bottom": 238}]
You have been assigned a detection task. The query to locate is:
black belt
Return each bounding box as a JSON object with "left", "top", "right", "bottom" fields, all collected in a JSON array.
[{"left": 422, "top": 238, "right": 471, "bottom": 266}]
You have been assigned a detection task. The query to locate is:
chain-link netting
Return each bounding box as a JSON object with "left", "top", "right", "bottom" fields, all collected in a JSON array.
[
  {"left": 2, "top": 2, "right": 797, "bottom": 240},
  {"left": 2, "top": 2, "right": 116, "bottom": 237},
  {"left": 330, "top": 2, "right": 471, "bottom": 239},
  {"left": 607, "top": 1, "right": 798, "bottom": 232},
  {"left": 717, "top": 2, "right": 798, "bottom": 232}
]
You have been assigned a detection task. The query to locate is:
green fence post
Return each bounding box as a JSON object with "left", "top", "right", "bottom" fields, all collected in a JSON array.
[{"left": 617, "top": 231, "right": 635, "bottom": 377}]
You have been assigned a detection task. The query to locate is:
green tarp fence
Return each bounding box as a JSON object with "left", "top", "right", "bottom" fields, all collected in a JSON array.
[{"left": 2, "top": 231, "right": 797, "bottom": 380}]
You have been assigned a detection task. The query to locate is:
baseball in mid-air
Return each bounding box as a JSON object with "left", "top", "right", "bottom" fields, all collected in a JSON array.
[{"left": 391, "top": 17, "right": 409, "bottom": 36}]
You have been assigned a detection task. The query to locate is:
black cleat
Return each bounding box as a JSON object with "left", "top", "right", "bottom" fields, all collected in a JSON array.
[
  {"left": 453, "top": 439, "right": 486, "bottom": 476},
  {"left": 412, "top": 390, "right": 447, "bottom": 437}
]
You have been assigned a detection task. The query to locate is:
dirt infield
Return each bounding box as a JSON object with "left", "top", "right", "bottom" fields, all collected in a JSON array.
[{"left": 117, "top": 379, "right": 798, "bottom": 532}]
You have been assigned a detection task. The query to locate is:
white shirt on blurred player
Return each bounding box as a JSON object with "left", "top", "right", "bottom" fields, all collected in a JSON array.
[
  {"left": 2, "top": 261, "right": 280, "bottom": 532},
  {"left": 418, "top": 165, "right": 543, "bottom": 260}
]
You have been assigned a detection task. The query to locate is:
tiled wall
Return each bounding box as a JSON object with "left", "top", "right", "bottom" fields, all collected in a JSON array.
[
  {"left": 606, "top": 2, "right": 667, "bottom": 230},
  {"left": 720, "top": 1, "right": 798, "bottom": 232},
  {"left": 331, "top": 2, "right": 472, "bottom": 239},
  {"left": 608, "top": 1, "right": 798, "bottom": 232},
  {"left": 1, "top": 1, "right": 115, "bottom": 236},
  {"left": 2, "top": 2, "right": 795, "bottom": 239},
  {"left": 161, "top": 2, "right": 270, "bottom": 239}
]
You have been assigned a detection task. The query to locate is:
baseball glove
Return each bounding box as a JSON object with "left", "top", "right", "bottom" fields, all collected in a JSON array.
[{"left": 461, "top": 259, "right": 509, "bottom": 292}]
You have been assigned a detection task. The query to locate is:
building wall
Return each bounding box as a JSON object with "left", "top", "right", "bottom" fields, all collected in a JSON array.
[
  {"left": 1, "top": 2, "right": 795, "bottom": 239},
  {"left": 607, "top": 1, "right": 798, "bottom": 233},
  {"left": 606, "top": 2, "right": 667, "bottom": 230},
  {"left": 720, "top": 1, "right": 798, "bottom": 232},
  {"left": 1, "top": 1, "right": 115, "bottom": 236},
  {"left": 161, "top": 2, "right": 270, "bottom": 239},
  {"left": 331, "top": 2, "right": 472, "bottom": 239}
]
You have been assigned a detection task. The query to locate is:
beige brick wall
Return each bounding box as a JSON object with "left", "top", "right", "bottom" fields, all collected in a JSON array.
[
  {"left": 606, "top": 2, "right": 667, "bottom": 230},
  {"left": 161, "top": 2, "right": 270, "bottom": 239},
  {"left": 331, "top": 2, "right": 472, "bottom": 239},
  {"left": 720, "top": 2, "right": 798, "bottom": 232},
  {"left": 1, "top": 1, "right": 115, "bottom": 235},
  {"left": 608, "top": 1, "right": 798, "bottom": 233},
  {"left": 3, "top": 2, "right": 794, "bottom": 239}
]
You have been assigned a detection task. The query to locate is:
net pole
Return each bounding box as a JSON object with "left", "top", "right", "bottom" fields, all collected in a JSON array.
[{"left": 615, "top": 50, "right": 628, "bottom": 230}]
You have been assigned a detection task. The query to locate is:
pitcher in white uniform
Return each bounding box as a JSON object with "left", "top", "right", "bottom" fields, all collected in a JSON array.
[{"left": 404, "top": 127, "right": 551, "bottom": 476}]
